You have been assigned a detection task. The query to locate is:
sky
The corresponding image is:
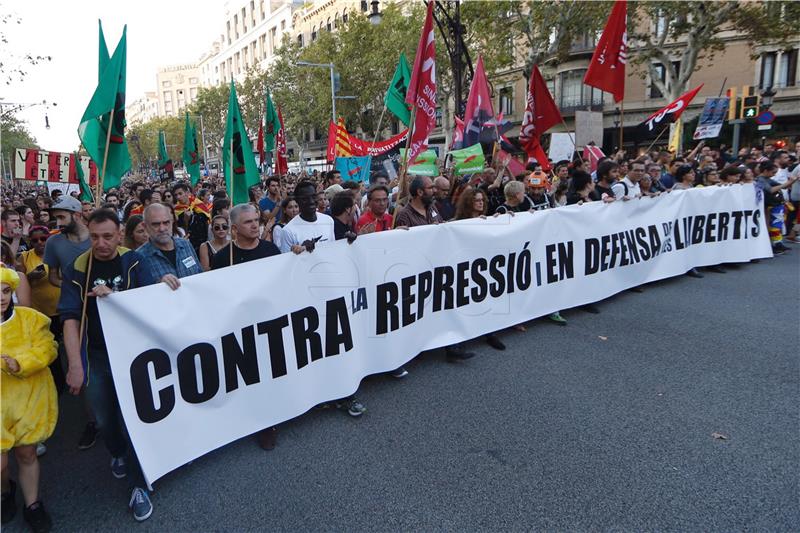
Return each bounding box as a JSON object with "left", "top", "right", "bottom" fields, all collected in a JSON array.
[{"left": 2, "top": 0, "right": 226, "bottom": 153}]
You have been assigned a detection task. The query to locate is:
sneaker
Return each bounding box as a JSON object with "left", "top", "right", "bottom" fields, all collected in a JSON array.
[
  {"left": 390, "top": 367, "right": 409, "bottom": 379},
  {"left": 446, "top": 345, "right": 475, "bottom": 362},
  {"left": 774, "top": 242, "right": 791, "bottom": 253},
  {"left": 485, "top": 334, "right": 506, "bottom": 351},
  {"left": 337, "top": 397, "right": 366, "bottom": 417},
  {"left": 22, "top": 501, "right": 51, "bottom": 533},
  {"left": 257, "top": 427, "right": 278, "bottom": 450},
  {"left": 772, "top": 245, "right": 786, "bottom": 256},
  {"left": 129, "top": 488, "right": 153, "bottom": 522},
  {"left": 686, "top": 268, "right": 704, "bottom": 278},
  {"left": 77, "top": 422, "right": 98, "bottom": 450},
  {"left": 36, "top": 442, "right": 47, "bottom": 457},
  {"left": 111, "top": 457, "right": 127, "bottom": 479},
  {"left": 548, "top": 312, "right": 568, "bottom": 325},
  {"left": 1, "top": 479, "right": 16, "bottom": 524}
]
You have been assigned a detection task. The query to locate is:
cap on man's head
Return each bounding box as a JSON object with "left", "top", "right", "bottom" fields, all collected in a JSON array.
[
  {"left": 48, "top": 195, "right": 83, "bottom": 214},
  {"left": 324, "top": 184, "right": 344, "bottom": 202}
]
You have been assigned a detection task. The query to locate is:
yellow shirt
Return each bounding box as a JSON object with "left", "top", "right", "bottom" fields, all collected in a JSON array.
[{"left": 20, "top": 250, "right": 61, "bottom": 317}]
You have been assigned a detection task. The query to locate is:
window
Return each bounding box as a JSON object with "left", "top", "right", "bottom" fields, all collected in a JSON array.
[
  {"left": 558, "top": 69, "right": 603, "bottom": 109},
  {"left": 241, "top": 8, "right": 247, "bottom": 33},
  {"left": 760, "top": 52, "right": 776, "bottom": 89},
  {"left": 281, "top": 20, "right": 286, "bottom": 31},
  {"left": 327, "top": 18, "right": 332, "bottom": 32},
  {"left": 499, "top": 87, "right": 514, "bottom": 115},
  {"left": 226, "top": 21, "right": 231, "bottom": 44},
  {"left": 162, "top": 80, "right": 172, "bottom": 88},
  {"left": 342, "top": 10, "right": 348, "bottom": 23},
  {"left": 189, "top": 77, "right": 198, "bottom": 84},
  {"left": 777, "top": 49, "right": 797, "bottom": 88},
  {"left": 297, "top": 33, "right": 304, "bottom": 47},
  {"left": 361, "top": 1, "right": 368, "bottom": 12},
  {"left": 260, "top": 0, "right": 265, "bottom": 20},
  {"left": 311, "top": 26, "right": 317, "bottom": 42},
  {"left": 269, "top": 28, "right": 276, "bottom": 54},
  {"left": 334, "top": 13, "right": 339, "bottom": 29},
  {"left": 234, "top": 15, "right": 239, "bottom": 39},
  {"left": 655, "top": 9, "right": 667, "bottom": 38},
  {"left": 435, "top": 107, "right": 442, "bottom": 128},
  {"left": 250, "top": 1, "right": 256, "bottom": 26},
  {"left": 650, "top": 61, "right": 680, "bottom": 98},
  {"left": 190, "top": 87, "right": 198, "bottom": 99}
]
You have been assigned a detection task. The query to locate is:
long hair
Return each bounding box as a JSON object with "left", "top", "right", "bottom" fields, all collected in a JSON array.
[
  {"left": 454, "top": 187, "right": 487, "bottom": 220},
  {"left": 124, "top": 215, "right": 144, "bottom": 250}
]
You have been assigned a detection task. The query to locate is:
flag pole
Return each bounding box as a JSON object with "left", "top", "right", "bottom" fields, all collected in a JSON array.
[
  {"left": 392, "top": 105, "right": 416, "bottom": 227},
  {"left": 95, "top": 108, "right": 115, "bottom": 208},
  {"left": 559, "top": 116, "right": 584, "bottom": 165},
  {"left": 619, "top": 101, "right": 624, "bottom": 154},
  {"left": 229, "top": 142, "right": 234, "bottom": 267},
  {"left": 643, "top": 123, "right": 671, "bottom": 155},
  {"left": 77, "top": 250, "right": 94, "bottom": 378},
  {"left": 371, "top": 104, "right": 388, "bottom": 149}
]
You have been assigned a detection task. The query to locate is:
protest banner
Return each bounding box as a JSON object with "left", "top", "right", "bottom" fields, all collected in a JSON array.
[
  {"left": 548, "top": 132, "right": 576, "bottom": 163},
  {"left": 575, "top": 111, "right": 604, "bottom": 148},
  {"left": 98, "top": 185, "right": 770, "bottom": 487},
  {"left": 693, "top": 97, "right": 730, "bottom": 140},
  {"left": 14, "top": 149, "right": 97, "bottom": 184}
]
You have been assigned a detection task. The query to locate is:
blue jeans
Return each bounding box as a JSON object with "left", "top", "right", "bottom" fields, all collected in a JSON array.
[{"left": 85, "top": 347, "right": 147, "bottom": 489}]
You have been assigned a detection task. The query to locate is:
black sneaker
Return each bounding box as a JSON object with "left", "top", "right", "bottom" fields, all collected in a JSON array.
[
  {"left": 772, "top": 246, "right": 786, "bottom": 256},
  {"left": 686, "top": 268, "right": 704, "bottom": 278},
  {"left": 446, "top": 345, "right": 475, "bottom": 362},
  {"left": 1, "top": 479, "right": 16, "bottom": 524},
  {"left": 23, "top": 501, "right": 52, "bottom": 533},
  {"left": 336, "top": 397, "right": 366, "bottom": 417},
  {"left": 775, "top": 243, "right": 791, "bottom": 253},
  {"left": 485, "top": 334, "right": 506, "bottom": 351},
  {"left": 78, "top": 422, "right": 98, "bottom": 450}
]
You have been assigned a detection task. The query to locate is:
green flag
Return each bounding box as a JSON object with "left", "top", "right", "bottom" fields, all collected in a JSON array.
[
  {"left": 158, "top": 130, "right": 169, "bottom": 166},
  {"left": 77, "top": 25, "right": 131, "bottom": 191},
  {"left": 450, "top": 143, "right": 485, "bottom": 175},
  {"left": 264, "top": 88, "right": 278, "bottom": 153},
  {"left": 223, "top": 81, "right": 260, "bottom": 205},
  {"left": 74, "top": 153, "right": 94, "bottom": 203},
  {"left": 385, "top": 53, "right": 412, "bottom": 126},
  {"left": 183, "top": 113, "right": 201, "bottom": 185},
  {"left": 400, "top": 148, "right": 437, "bottom": 176},
  {"left": 98, "top": 20, "right": 109, "bottom": 80}
]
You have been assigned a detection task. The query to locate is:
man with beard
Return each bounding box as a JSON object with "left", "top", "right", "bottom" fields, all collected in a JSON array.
[
  {"left": 393, "top": 176, "right": 474, "bottom": 363},
  {"left": 138, "top": 203, "right": 202, "bottom": 288},
  {"left": 279, "top": 180, "right": 336, "bottom": 254},
  {"left": 41, "top": 196, "right": 99, "bottom": 450},
  {"left": 394, "top": 176, "right": 440, "bottom": 227}
]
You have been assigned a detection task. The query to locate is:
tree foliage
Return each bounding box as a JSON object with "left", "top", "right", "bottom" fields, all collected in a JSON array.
[
  {"left": 1, "top": 115, "right": 38, "bottom": 172},
  {"left": 126, "top": 115, "right": 183, "bottom": 171}
]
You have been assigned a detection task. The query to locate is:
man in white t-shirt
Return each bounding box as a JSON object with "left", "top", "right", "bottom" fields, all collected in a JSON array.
[
  {"left": 611, "top": 160, "right": 644, "bottom": 200},
  {"left": 279, "top": 180, "right": 336, "bottom": 254}
]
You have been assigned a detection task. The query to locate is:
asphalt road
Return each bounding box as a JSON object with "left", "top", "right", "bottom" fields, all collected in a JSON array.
[{"left": 5, "top": 251, "right": 799, "bottom": 532}]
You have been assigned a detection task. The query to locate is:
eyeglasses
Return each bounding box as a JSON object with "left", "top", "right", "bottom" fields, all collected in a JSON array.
[
  {"left": 30, "top": 236, "right": 49, "bottom": 243},
  {"left": 213, "top": 224, "right": 229, "bottom": 231}
]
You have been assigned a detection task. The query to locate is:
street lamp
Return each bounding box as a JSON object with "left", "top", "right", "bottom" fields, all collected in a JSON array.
[
  {"left": 296, "top": 61, "right": 337, "bottom": 123},
  {"left": 368, "top": 1, "right": 382, "bottom": 25}
]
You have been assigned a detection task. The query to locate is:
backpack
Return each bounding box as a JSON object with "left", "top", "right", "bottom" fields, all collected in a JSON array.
[{"left": 188, "top": 212, "right": 209, "bottom": 251}]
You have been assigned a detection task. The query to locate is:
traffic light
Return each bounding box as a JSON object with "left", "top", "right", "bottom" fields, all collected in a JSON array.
[
  {"left": 726, "top": 87, "right": 737, "bottom": 121},
  {"left": 741, "top": 95, "right": 760, "bottom": 119}
]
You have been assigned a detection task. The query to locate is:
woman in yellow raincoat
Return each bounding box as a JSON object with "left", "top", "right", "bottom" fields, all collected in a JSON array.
[{"left": 1, "top": 265, "right": 57, "bottom": 532}]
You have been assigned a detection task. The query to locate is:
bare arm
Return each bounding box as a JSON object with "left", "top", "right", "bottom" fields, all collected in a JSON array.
[{"left": 63, "top": 318, "right": 84, "bottom": 395}]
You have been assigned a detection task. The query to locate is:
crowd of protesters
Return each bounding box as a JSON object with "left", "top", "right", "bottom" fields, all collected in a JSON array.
[{"left": 1, "top": 138, "right": 798, "bottom": 530}]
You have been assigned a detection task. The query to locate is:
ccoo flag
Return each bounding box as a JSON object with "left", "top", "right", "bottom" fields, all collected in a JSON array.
[
  {"left": 584, "top": 0, "right": 627, "bottom": 103},
  {"left": 519, "top": 64, "right": 562, "bottom": 172},
  {"left": 405, "top": 1, "right": 437, "bottom": 164},
  {"left": 77, "top": 24, "right": 131, "bottom": 191},
  {"left": 183, "top": 112, "right": 201, "bottom": 185},
  {"left": 223, "top": 81, "right": 260, "bottom": 204},
  {"left": 638, "top": 84, "right": 703, "bottom": 134},
  {"left": 385, "top": 53, "right": 412, "bottom": 126}
]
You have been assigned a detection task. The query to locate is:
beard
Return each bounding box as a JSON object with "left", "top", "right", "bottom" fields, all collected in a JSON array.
[
  {"left": 422, "top": 194, "right": 434, "bottom": 207},
  {"left": 59, "top": 216, "right": 78, "bottom": 235}
]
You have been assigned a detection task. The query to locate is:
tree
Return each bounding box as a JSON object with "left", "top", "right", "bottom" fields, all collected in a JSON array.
[
  {"left": 1, "top": 11, "right": 51, "bottom": 85},
  {"left": 1, "top": 115, "right": 38, "bottom": 176},
  {"left": 629, "top": 1, "right": 800, "bottom": 101},
  {"left": 187, "top": 84, "right": 229, "bottom": 157},
  {"left": 126, "top": 115, "right": 183, "bottom": 171}
]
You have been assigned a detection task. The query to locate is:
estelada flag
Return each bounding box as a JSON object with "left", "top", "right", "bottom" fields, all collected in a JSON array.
[
  {"left": 450, "top": 116, "right": 465, "bottom": 150},
  {"left": 583, "top": 144, "right": 605, "bottom": 173},
  {"left": 519, "top": 64, "right": 561, "bottom": 171},
  {"left": 405, "top": 1, "right": 436, "bottom": 164},
  {"left": 639, "top": 83, "right": 703, "bottom": 134},
  {"left": 583, "top": 0, "right": 627, "bottom": 103},
  {"left": 462, "top": 56, "right": 495, "bottom": 147}
]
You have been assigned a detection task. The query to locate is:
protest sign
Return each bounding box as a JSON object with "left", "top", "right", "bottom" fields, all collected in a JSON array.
[
  {"left": 693, "top": 97, "right": 730, "bottom": 140},
  {"left": 98, "top": 185, "right": 770, "bottom": 487},
  {"left": 449, "top": 144, "right": 485, "bottom": 175},
  {"left": 575, "top": 111, "right": 604, "bottom": 148},
  {"left": 14, "top": 149, "right": 97, "bottom": 184},
  {"left": 548, "top": 132, "right": 575, "bottom": 163}
]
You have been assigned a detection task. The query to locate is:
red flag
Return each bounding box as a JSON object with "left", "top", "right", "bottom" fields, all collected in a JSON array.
[
  {"left": 462, "top": 56, "right": 495, "bottom": 147},
  {"left": 496, "top": 149, "right": 527, "bottom": 177},
  {"left": 519, "top": 64, "right": 561, "bottom": 171},
  {"left": 583, "top": 144, "right": 606, "bottom": 172},
  {"left": 274, "top": 107, "right": 288, "bottom": 176},
  {"left": 639, "top": 84, "right": 704, "bottom": 133},
  {"left": 584, "top": 0, "right": 627, "bottom": 103},
  {"left": 326, "top": 120, "right": 337, "bottom": 162},
  {"left": 405, "top": 1, "right": 436, "bottom": 164},
  {"left": 257, "top": 122, "right": 265, "bottom": 167}
]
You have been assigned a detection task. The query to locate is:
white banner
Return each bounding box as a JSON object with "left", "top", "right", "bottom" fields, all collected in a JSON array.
[
  {"left": 98, "top": 185, "right": 770, "bottom": 486},
  {"left": 548, "top": 132, "right": 576, "bottom": 162}
]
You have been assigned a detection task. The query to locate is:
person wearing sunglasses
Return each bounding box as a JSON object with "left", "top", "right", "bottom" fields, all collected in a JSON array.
[{"left": 199, "top": 215, "right": 230, "bottom": 272}]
